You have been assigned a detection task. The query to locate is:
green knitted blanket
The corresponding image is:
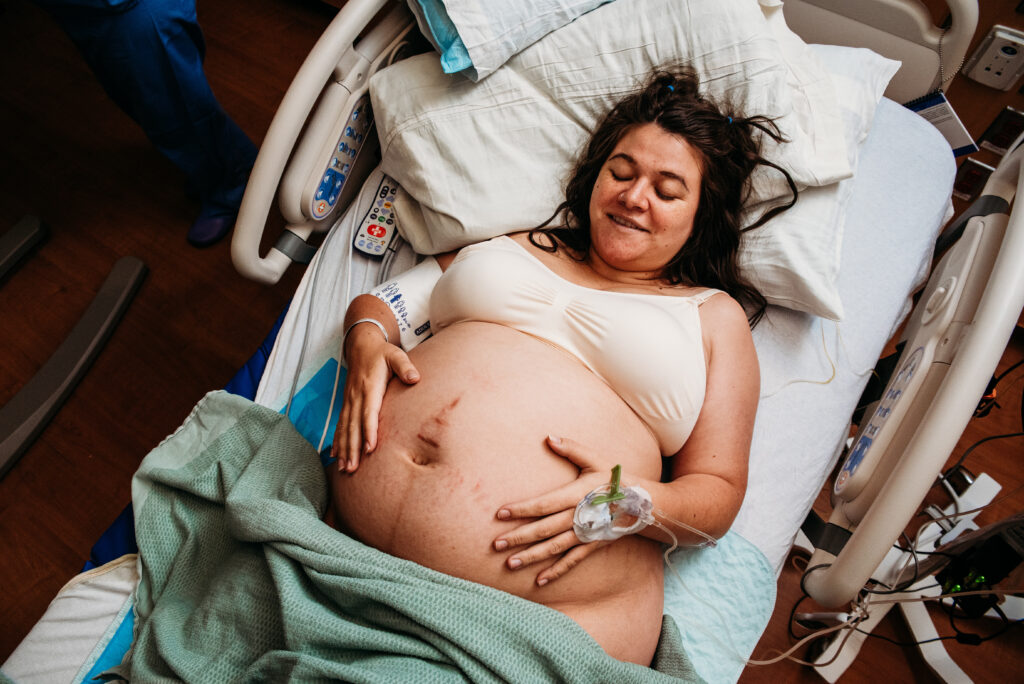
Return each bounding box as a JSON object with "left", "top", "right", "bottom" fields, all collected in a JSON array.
[{"left": 113, "top": 391, "right": 701, "bottom": 683}]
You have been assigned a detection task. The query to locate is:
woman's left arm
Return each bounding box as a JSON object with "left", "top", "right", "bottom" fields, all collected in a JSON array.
[
  {"left": 640, "top": 293, "right": 757, "bottom": 544},
  {"left": 492, "top": 294, "right": 759, "bottom": 584}
]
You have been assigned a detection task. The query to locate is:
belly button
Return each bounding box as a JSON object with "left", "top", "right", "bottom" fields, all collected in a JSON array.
[{"left": 408, "top": 450, "right": 434, "bottom": 466}]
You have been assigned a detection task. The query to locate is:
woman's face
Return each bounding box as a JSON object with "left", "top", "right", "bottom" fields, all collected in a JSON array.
[{"left": 587, "top": 122, "right": 703, "bottom": 280}]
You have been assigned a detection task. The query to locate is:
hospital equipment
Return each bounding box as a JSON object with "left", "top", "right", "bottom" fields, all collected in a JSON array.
[
  {"left": 574, "top": 483, "right": 653, "bottom": 543},
  {"left": 797, "top": 125, "right": 1024, "bottom": 682},
  {"left": 8, "top": 0, "right": 1024, "bottom": 682},
  {"left": 0, "top": 215, "right": 146, "bottom": 480}
]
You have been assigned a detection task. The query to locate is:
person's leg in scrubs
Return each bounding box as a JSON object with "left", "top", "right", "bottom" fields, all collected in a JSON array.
[{"left": 33, "top": 0, "right": 258, "bottom": 247}]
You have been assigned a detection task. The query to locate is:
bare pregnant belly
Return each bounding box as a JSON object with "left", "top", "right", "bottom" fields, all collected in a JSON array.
[{"left": 329, "top": 322, "right": 666, "bottom": 664}]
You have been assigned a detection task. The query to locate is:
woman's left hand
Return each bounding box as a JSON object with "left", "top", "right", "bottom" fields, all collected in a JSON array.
[{"left": 492, "top": 435, "right": 620, "bottom": 586}]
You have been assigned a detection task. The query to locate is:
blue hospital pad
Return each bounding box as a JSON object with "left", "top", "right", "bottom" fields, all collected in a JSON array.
[
  {"left": 281, "top": 359, "right": 346, "bottom": 467},
  {"left": 663, "top": 531, "right": 776, "bottom": 684},
  {"left": 77, "top": 598, "right": 135, "bottom": 684},
  {"left": 224, "top": 307, "right": 288, "bottom": 400}
]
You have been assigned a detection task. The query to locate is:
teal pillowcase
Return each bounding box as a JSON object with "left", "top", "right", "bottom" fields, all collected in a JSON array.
[
  {"left": 407, "top": 0, "right": 615, "bottom": 81},
  {"left": 411, "top": 0, "right": 473, "bottom": 74}
]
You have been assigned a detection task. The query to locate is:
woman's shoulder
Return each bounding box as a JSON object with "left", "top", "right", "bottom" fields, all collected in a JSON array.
[
  {"left": 507, "top": 231, "right": 532, "bottom": 244},
  {"left": 696, "top": 291, "right": 755, "bottom": 342},
  {"left": 438, "top": 232, "right": 537, "bottom": 270},
  {"left": 507, "top": 230, "right": 550, "bottom": 252}
]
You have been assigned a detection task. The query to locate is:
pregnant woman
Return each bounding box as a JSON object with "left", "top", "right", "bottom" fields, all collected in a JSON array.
[{"left": 329, "top": 65, "right": 797, "bottom": 666}]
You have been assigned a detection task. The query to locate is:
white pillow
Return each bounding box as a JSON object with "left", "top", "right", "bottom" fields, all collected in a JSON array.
[
  {"left": 737, "top": 2, "right": 900, "bottom": 318},
  {"left": 372, "top": 0, "right": 870, "bottom": 318},
  {"left": 406, "top": 0, "right": 615, "bottom": 81}
]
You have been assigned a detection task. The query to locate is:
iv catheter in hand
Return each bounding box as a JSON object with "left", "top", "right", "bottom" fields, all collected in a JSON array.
[{"left": 573, "top": 465, "right": 718, "bottom": 547}]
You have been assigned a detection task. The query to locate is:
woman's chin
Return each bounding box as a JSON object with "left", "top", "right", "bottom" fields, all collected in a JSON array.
[{"left": 591, "top": 241, "right": 660, "bottom": 275}]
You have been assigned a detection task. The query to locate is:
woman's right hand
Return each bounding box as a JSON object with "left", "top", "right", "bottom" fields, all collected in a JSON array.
[{"left": 331, "top": 323, "right": 420, "bottom": 473}]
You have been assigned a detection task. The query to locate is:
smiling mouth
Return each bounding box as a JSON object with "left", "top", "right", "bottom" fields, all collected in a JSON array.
[{"left": 608, "top": 214, "right": 647, "bottom": 232}]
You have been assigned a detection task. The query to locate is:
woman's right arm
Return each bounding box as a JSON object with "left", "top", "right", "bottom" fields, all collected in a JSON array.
[
  {"left": 333, "top": 293, "right": 419, "bottom": 472},
  {"left": 332, "top": 252, "right": 458, "bottom": 473}
]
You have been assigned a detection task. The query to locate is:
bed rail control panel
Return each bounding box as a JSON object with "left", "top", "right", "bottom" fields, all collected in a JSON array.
[
  {"left": 312, "top": 94, "right": 373, "bottom": 220},
  {"left": 353, "top": 174, "right": 400, "bottom": 256},
  {"left": 835, "top": 346, "right": 924, "bottom": 499},
  {"left": 232, "top": 0, "right": 414, "bottom": 284},
  {"left": 803, "top": 130, "right": 1024, "bottom": 609}
]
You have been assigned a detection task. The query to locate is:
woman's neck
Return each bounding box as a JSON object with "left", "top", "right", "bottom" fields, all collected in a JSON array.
[{"left": 584, "top": 249, "right": 668, "bottom": 290}]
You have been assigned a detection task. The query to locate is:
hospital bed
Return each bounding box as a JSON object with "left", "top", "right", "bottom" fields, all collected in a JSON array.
[{"left": 6, "top": 0, "right": 1023, "bottom": 681}]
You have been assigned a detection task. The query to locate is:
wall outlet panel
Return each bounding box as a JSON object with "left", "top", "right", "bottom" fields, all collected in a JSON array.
[{"left": 965, "top": 24, "right": 1024, "bottom": 90}]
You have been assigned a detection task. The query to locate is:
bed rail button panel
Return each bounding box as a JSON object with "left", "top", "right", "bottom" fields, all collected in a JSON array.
[{"left": 311, "top": 94, "right": 373, "bottom": 220}]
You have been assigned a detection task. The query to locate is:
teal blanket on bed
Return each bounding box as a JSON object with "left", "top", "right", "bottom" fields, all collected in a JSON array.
[{"left": 112, "top": 391, "right": 701, "bottom": 683}]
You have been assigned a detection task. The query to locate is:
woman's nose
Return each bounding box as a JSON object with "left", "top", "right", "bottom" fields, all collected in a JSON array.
[{"left": 618, "top": 180, "right": 648, "bottom": 210}]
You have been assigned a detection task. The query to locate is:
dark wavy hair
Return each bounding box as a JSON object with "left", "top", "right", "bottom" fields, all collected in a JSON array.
[{"left": 529, "top": 65, "right": 798, "bottom": 327}]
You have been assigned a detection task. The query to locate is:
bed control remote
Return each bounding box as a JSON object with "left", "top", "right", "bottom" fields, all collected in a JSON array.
[
  {"left": 353, "top": 175, "right": 400, "bottom": 256},
  {"left": 312, "top": 94, "right": 373, "bottom": 220}
]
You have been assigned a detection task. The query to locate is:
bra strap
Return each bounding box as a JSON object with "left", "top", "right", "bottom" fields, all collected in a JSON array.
[{"left": 691, "top": 288, "right": 723, "bottom": 306}]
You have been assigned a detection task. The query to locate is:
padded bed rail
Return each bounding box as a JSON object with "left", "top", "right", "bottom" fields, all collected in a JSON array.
[
  {"left": 783, "top": 0, "right": 977, "bottom": 103},
  {"left": 802, "top": 134, "right": 1024, "bottom": 607},
  {"left": 231, "top": 0, "right": 412, "bottom": 284}
]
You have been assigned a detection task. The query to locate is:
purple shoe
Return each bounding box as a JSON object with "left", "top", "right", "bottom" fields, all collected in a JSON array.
[{"left": 187, "top": 213, "right": 235, "bottom": 248}]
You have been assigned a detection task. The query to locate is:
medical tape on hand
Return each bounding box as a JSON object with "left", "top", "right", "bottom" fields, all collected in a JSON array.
[
  {"left": 573, "top": 484, "right": 654, "bottom": 542},
  {"left": 370, "top": 256, "right": 441, "bottom": 351}
]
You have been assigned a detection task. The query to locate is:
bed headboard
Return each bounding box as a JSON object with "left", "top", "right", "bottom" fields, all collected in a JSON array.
[{"left": 783, "top": 0, "right": 978, "bottom": 103}]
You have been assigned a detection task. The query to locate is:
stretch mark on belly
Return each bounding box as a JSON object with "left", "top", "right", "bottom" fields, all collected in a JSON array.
[
  {"left": 470, "top": 480, "right": 487, "bottom": 507},
  {"left": 416, "top": 395, "right": 462, "bottom": 452},
  {"left": 416, "top": 433, "right": 439, "bottom": 449}
]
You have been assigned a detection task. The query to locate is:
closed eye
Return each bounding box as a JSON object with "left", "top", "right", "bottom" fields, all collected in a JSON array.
[
  {"left": 608, "top": 165, "right": 680, "bottom": 201},
  {"left": 608, "top": 169, "right": 678, "bottom": 201}
]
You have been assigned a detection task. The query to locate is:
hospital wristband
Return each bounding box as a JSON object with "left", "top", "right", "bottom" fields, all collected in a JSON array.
[
  {"left": 370, "top": 256, "right": 442, "bottom": 351},
  {"left": 342, "top": 318, "right": 390, "bottom": 362}
]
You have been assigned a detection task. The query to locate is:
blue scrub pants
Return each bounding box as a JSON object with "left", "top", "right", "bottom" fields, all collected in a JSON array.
[{"left": 34, "top": 0, "right": 257, "bottom": 218}]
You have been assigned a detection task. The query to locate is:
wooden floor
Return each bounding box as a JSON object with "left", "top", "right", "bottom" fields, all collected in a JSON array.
[
  {"left": 0, "top": 0, "right": 329, "bottom": 659},
  {"left": 1, "top": 0, "right": 1021, "bottom": 679}
]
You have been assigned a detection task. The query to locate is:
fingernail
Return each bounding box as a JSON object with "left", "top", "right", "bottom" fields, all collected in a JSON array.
[
  {"left": 406, "top": 371, "right": 419, "bottom": 381},
  {"left": 508, "top": 558, "right": 522, "bottom": 569},
  {"left": 537, "top": 578, "right": 548, "bottom": 587},
  {"left": 363, "top": 441, "right": 371, "bottom": 455},
  {"left": 547, "top": 435, "right": 561, "bottom": 445},
  {"left": 494, "top": 540, "right": 508, "bottom": 551},
  {"left": 496, "top": 509, "right": 511, "bottom": 520}
]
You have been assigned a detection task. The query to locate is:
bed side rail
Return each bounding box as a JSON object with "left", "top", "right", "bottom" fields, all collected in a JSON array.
[
  {"left": 231, "top": 0, "right": 412, "bottom": 284},
  {"left": 784, "top": 0, "right": 978, "bottom": 103},
  {"left": 801, "top": 133, "right": 1024, "bottom": 607}
]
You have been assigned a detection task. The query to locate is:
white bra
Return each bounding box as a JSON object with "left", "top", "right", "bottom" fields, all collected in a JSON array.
[{"left": 430, "top": 236, "right": 719, "bottom": 455}]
